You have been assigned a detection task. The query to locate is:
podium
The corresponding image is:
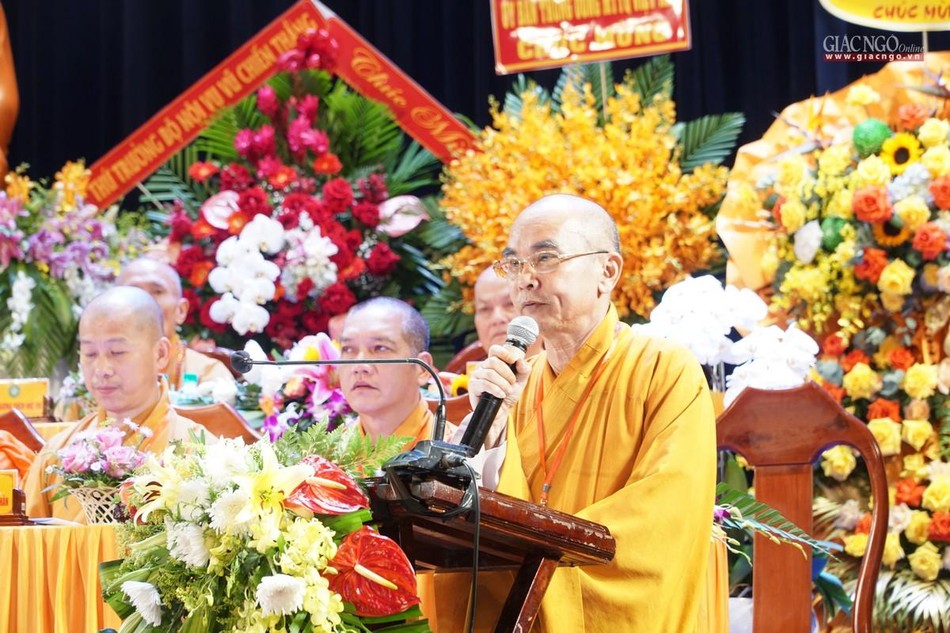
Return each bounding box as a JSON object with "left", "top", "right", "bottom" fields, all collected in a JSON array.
[{"left": 368, "top": 478, "right": 616, "bottom": 633}]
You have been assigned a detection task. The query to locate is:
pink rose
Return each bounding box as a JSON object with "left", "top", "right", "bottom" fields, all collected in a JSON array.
[
  {"left": 58, "top": 443, "right": 96, "bottom": 473},
  {"left": 103, "top": 446, "right": 145, "bottom": 478},
  {"left": 95, "top": 426, "right": 125, "bottom": 450}
]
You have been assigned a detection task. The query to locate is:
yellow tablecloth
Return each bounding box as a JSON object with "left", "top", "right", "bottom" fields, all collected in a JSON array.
[{"left": 0, "top": 524, "right": 121, "bottom": 632}]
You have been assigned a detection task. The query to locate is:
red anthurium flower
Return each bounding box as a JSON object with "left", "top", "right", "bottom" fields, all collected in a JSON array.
[
  {"left": 328, "top": 526, "right": 419, "bottom": 617},
  {"left": 284, "top": 454, "right": 369, "bottom": 515}
]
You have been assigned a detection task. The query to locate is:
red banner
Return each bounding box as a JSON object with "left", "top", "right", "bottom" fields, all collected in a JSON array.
[
  {"left": 489, "top": 0, "right": 691, "bottom": 75},
  {"left": 87, "top": 1, "right": 475, "bottom": 208}
]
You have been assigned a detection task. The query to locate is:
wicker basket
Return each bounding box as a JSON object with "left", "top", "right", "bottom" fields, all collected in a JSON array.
[{"left": 68, "top": 486, "right": 123, "bottom": 524}]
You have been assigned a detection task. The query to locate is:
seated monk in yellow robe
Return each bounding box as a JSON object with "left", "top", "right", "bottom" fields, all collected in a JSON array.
[
  {"left": 117, "top": 257, "right": 233, "bottom": 389},
  {"left": 0, "top": 429, "right": 34, "bottom": 479},
  {"left": 430, "top": 194, "right": 719, "bottom": 632},
  {"left": 338, "top": 297, "right": 455, "bottom": 450},
  {"left": 24, "top": 287, "right": 212, "bottom": 522}
]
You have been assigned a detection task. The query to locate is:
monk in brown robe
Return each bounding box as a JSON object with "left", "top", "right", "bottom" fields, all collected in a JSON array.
[
  {"left": 23, "top": 287, "right": 212, "bottom": 522},
  {"left": 431, "top": 194, "right": 718, "bottom": 632}
]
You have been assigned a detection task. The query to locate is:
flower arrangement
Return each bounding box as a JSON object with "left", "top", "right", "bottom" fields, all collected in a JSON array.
[
  {"left": 240, "top": 334, "right": 355, "bottom": 441},
  {"left": 141, "top": 29, "right": 446, "bottom": 352},
  {"left": 0, "top": 162, "right": 149, "bottom": 377},
  {"left": 428, "top": 58, "right": 743, "bottom": 335},
  {"left": 760, "top": 86, "right": 950, "bottom": 336},
  {"left": 100, "top": 425, "right": 423, "bottom": 632},
  {"left": 744, "top": 76, "right": 950, "bottom": 629},
  {"left": 47, "top": 422, "right": 150, "bottom": 498}
]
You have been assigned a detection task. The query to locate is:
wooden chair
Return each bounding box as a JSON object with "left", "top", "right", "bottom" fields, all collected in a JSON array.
[
  {"left": 443, "top": 341, "right": 487, "bottom": 375},
  {"left": 196, "top": 346, "right": 243, "bottom": 379},
  {"left": 175, "top": 402, "right": 260, "bottom": 444},
  {"left": 716, "top": 382, "right": 888, "bottom": 633},
  {"left": 0, "top": 408, "right": 45, "bottom": 452},
  {"left": 426, "top": 394, "right": 473, "bottom": 432}
]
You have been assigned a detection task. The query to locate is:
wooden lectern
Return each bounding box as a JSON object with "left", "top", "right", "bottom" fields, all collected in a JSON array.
[{"left": 369, "top": 479, "right": 616, "bottom": 633}]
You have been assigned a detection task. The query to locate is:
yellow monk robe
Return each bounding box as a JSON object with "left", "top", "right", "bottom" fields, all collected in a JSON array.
[
  {"left": 357, "top": 398, "right": 457, "bottom": 452},
  {"left": 0, "top": 429, "right": 34, "bottom": 479},
  {"left": 23, "top": 379, "right": 212, "bottom": 522},
  {"left": 427, "top": 304, "right": 718, "bottom": 633},
  {"left": 181, "top": 347, "right": 234, "bottom": 388}
]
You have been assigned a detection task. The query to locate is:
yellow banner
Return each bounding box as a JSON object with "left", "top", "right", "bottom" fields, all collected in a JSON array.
[
  {"left": 819, "top": 0, "right": 950, "bottom": 31},
  {"left": 0, "top": 379, "right": 48, "bottom": 418}
]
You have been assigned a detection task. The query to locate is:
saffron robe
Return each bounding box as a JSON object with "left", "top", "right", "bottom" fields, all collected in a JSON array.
[
  {"left": 358, "top": 399, "right": 456, "bottom": 451},
  {"left": 23, "top": 380, "right": 211, "bottom": 522},
  {"left": 427, "top": 304, "right": 717, "bottom": 632},
  {"left": 0, "top": 429, "right": 34, "bottom": 479}
]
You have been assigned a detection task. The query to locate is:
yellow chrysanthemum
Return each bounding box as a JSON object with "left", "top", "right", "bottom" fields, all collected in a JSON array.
[
  {"left": 880, "top": 132, "right": 923, "bottom": 175},
  {"left": 817, "top": 143, "right": 853, "bottom": 178},
  {"left": 851, "top": 154, "right": 892, "bottom": 188},
  {"left": 846, "top": 85, "right": 880, "bottom": 106}
]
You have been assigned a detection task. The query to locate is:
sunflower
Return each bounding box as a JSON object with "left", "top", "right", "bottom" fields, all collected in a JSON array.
[
  {"left": 880, "top": 132, "right": 923, "bottom": 175},
  {"left": 872, "top": 220, "right": 912, "bottom": 247}
]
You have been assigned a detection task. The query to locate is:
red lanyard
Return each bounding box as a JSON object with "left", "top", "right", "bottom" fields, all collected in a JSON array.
[{"left": 534, "top": 358, "right": 610, "bottom": 506}]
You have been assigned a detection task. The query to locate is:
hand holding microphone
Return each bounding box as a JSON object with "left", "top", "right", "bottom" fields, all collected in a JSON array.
[{"left": 458, "top": 316, "right": 539, "bottom": 455}]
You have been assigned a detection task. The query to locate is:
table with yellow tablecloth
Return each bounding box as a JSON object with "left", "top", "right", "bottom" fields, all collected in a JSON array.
[{"left": 0, "top": 524, "right": 121, "bottom": 633}]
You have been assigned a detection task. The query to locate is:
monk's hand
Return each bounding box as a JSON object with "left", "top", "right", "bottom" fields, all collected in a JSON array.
[{"left": 468, "top": 343, "right": 530, "bottom": 410}]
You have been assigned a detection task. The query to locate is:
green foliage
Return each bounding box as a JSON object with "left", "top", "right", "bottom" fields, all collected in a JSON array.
[
  {"left": 874, "top": 570, "right": 950, "bottom": 633},
  {"left": 673, "top": 113, "right": 747, "bottom": 173},
  {"left": 553, "top": 63, "right": 615, "bottom": 124},
  {"left": 0, "top": 264, "right": 78, "bottom": 378},
  {"left": 716, "top": 482, "right": 834, "bottom": 558},
  {"left": 272, "top": 420, "right": 406, "bottom": 478},
  {"left": 421, "top": 279, "right": 473, "bottom": 343},
  {"left": 626, "top": 54, "right": 674, "bottom": 104}
]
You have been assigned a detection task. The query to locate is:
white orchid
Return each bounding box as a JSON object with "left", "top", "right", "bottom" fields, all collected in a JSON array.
[
  {"left": 240, "top": 214, "right": 285, "bottom": 254},
  {"left": 230, "top": 302, "right": 271, "bottom": 335}
]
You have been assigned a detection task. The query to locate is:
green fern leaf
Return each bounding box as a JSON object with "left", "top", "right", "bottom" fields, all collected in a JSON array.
[
  {"left": 675, "top": 113, "right": 746, "bottom": 173},
  {"left": 422, "top": 280, "right": 473, "bottom": 341}
]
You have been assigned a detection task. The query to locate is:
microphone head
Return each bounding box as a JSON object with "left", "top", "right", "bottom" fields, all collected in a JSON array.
[
  {"left": 506, "top": 316, "right": 540, "bottom": 351},
  {"left": 230, "top": 350, "right": 254, "bottom": 374}
]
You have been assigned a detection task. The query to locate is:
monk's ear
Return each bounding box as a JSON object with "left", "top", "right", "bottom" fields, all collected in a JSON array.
[
  {"left": 598, "top": 252, "right": 623, "bottom": 295},
  {"left": 174, "top": 297, "right": 189, "bottom": 327},
  {"left": 417, "top": 351, "right": 434, "bottom": 386},
  {"left": 154, "top": 336, "right": 172, "bottom": 371}
]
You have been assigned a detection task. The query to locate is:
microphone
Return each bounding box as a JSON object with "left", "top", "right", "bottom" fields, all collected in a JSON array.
[
  {"left": 229, "top": 350, "right": 450, "bottom": 442},
  {"left": 458, "top": 316, "right": 539, "bottom": 457}
]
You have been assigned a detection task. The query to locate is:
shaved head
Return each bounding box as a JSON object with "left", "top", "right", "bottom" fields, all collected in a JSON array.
[
  {"left": 347, "top": 297, "right": 429, "bottom": 354},
  {"left": 514, "top": 194, "right": 620, "bottom": 253},
  {"left": 117, "top": 257, "right": 182, "bottom": 297},
  {"left": 81, "top": 286, "right": 165, "bottom": 343}
]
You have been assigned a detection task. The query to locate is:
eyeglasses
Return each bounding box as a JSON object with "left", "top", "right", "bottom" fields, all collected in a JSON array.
[{"left": 492, "top": 250, "right": 609, "bottom": 278}]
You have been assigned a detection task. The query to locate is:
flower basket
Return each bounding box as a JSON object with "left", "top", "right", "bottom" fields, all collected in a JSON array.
[{"left": 68, "top": 486, "right": 123, "bottom": 524}]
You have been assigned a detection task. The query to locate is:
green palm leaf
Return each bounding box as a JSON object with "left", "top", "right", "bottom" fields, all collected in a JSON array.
[
  {"left": 384, "top": 141, "right": 440, "bottom": 196},
  {"left": 716, "top": 482, "right": 832, "bottom": 557},
  {"left": 627, "top": 54, "right": 674, "bottom": 104},
  {"left": 503, "top": 75, "right": 549, "bottom": 119},
  {"left": 323, "top": 84, "right": 402, "bottom": 171},
  {"left": 422, "top": 280, "right": 473, "bottom": 341},
  {"left": 674, "top": 113, "right": 746, "bottom": 173},
  {"left": 553, "top": 63, "right": 615, "bottom": 122},
  {"left": 875, "top": 570, "right": 950, "bottom": 632}
]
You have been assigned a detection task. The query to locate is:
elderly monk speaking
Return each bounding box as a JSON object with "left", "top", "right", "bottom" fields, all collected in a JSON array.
[
  {"left": 117, "top": 257, "right": 233, "bottom": 389},
  {"left": 435, "top": 194, "right": 717, "bottom": 632},
  {"left": 23, "top": 287, "right": 212, "bottom": 522},
  {"left": 338, "top": 297, "right": 453, "bottom": 450}
]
